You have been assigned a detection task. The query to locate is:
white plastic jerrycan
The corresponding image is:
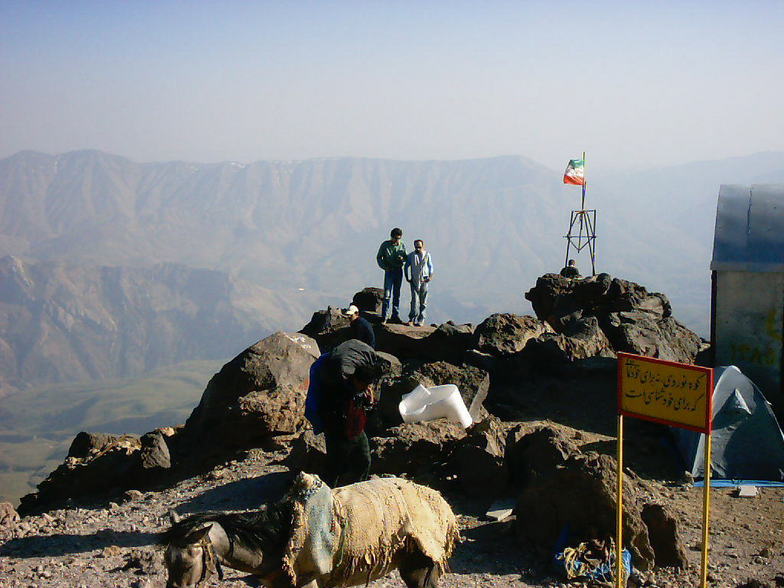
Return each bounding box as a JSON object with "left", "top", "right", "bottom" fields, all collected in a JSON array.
[{"left": 398, "top": 383, "right": 473, "bottom": 429}]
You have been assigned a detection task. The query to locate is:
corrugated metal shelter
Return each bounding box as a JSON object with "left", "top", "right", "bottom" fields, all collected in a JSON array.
[{"left": 711, "top": 184, "right": 784, "bottom": 418}]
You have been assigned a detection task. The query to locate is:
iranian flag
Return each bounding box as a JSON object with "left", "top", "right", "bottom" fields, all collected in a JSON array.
[{"left": 563, "top": 159, "right": 585, "bottom": 185}]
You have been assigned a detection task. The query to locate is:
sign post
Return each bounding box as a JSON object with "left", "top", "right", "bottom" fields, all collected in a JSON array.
[{"left": 616, "top": 352, "right": 714, "bottom": 587}]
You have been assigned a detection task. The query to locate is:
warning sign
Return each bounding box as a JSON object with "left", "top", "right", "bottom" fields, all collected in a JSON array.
[{"left": 618, "top": 352, "right": 713, "bottom": 433}]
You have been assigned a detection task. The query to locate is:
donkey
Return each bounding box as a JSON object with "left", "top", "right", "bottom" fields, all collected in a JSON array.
[{"left": 162, "top": 474, "right": 459, "bottom": 588}]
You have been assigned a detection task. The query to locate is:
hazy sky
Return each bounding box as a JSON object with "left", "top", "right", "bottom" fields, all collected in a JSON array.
[{"left": 2, "top": 1, "right": 782, "bottom": 172}]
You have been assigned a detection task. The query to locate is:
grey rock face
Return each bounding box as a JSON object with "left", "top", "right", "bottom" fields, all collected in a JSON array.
[{"left": 524, "top": 273, "right": 701, "bottom": 364}]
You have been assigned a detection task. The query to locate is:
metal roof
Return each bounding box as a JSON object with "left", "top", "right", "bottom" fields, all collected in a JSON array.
[{"left": 711, "top": 184, "right": 784, "bottom": 272}]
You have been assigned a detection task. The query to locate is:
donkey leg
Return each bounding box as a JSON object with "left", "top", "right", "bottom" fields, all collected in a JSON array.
[{"left": 398, "top": 551, "right": 441, "bottom": 588}]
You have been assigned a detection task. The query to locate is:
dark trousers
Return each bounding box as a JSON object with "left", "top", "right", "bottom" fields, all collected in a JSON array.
[{"left": 323, "top": 429, "right": 370, "bottom": 488}]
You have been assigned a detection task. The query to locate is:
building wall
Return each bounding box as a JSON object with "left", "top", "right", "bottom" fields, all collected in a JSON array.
[{"left": 714, "top": 271, "right": 783, "bottom": 414}]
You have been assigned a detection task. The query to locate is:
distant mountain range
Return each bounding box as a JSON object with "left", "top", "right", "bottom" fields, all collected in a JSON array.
[{"left": 2, "top": 149, "right": 783, "bottom": 392}]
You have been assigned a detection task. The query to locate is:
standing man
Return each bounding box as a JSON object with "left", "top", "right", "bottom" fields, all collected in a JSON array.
[
  {"left": 404, "top": 239, "right": 434, "bottom": 327},
  {"left": 376, "top": 227, "right": 407, "bottom": 324},
  {"left": 343, "top": 304, "right": 376, "bottom": 349},
  {"left": 305, "top": 339, "right": 384, "bottom": 487}
]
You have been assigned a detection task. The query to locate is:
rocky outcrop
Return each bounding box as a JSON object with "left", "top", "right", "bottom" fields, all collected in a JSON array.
[
  {"left": 447, "top": 417, "right": 507, "bottom": 498},
  {"left": 525, "top": 273, "right": 701, "bottom": 364},
  {"left": 352, "top": 287, "right": 384, "bottom": 314},
  {"left": 511, "top": 426, "right": 688, "bottom": 572},
  {"left": 371, "top": 420, "right": 467, "bottom": 477},
  {"left": 299, "top": 307, "right": 351, "bottom": 352},
  {"left": 19, "top": 434, "right": 143, "bottom": 515},
  {"left": 521, "top": 316, "right": 614, "bottom": 364},
  {"left": 474, "top": 313, "right": 551, "bottom": 356},
  {"left": 516, "top": 451, "right": 657, "bottom": 570},
  {"left": 183, "top": 331, "right": 320, "bottom": 452},
  {"left": 505, "top": 425, "right": 581, "bottom": 486}
]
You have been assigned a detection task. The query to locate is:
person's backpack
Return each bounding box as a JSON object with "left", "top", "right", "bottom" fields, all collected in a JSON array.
[{"left": 305, "top": 353, "right": 330, "bottom": 434}]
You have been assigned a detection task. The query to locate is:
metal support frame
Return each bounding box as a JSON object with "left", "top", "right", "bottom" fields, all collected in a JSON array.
[{"left": 563, "top": 208, "right": 597, "bottom": 275}]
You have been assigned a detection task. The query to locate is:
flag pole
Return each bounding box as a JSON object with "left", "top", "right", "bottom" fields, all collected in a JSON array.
[{"left": 581, "top": 151, "right": 586, "bottom": 210}]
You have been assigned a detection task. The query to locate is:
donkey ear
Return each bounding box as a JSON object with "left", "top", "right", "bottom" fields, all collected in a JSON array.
[
  {"left": 184, "top": 525, "right": 212, "bottom": 544},
  {"left": 168, "top": 510, "right": 181, "bottom": 525}
]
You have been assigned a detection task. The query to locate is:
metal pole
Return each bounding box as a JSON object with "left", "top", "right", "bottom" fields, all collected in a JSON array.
[
  {"left": 581, "top": 151, "right": 587, "bottom": 211},
  {"left": 615, "top": 413, "right": 624, "bottom": 588},
  {"left": 700, "top": 432, "right": 712, "bottom": 587}
]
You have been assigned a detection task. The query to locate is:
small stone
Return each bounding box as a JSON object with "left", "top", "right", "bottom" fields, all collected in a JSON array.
[{"left": 122, "top": 489, "right": 144, "bottom": 503}]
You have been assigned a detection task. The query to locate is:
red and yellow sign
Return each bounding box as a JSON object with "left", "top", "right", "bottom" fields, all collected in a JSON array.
[{"left": 617, "top": 352, "right": 713, "bottom": 433}]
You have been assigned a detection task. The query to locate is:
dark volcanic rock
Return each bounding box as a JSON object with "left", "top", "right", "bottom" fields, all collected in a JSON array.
[
  {"left": 641, "top": 503, "right": 688, "bottom": 568},
  {"left": 282, "top": 430, "right": 327, "bottom": 478},
  {"left": 515, "top": 452, "right": 656, "bottom": 570},
  {"left": 505, "top": 425, "right": 581, "bottom": 486},
  {"left": 474, "top": 313, "right": 551, "bottom": 356},
  {"left": 374, "top": 323, "right": 435, "bottom": 359},
  {"left": 67, "top": 432, "right": 124, "bottom": 459},
  {"left": 524, "top": 273, "right": 700, "bottom": 364},
  {"left": 372, "top": 420, "right": 466, "bottom": 478},
  {"left": 421, "top": 322, "right": 475, "bottom": 363},
  {"left": 299, "top": 307, "right": 351, "bottom": 352},
  {"left": 352, "top": 287, "right": 384, "bottom": 314},
  {"left": 183, "top": 331, "right": 320, "bottom": 453},
  {"left": 448, "top": 417, "right": 507, "bottom": 498},
  {"left": 522, "top": 316, "right": 614, "bottom": 364},
  {"left": 138, "top": 432, "right": 171, "bottom": 474},
  {"left": 19, "top": 435, "right": 141, "bottom": 515}
]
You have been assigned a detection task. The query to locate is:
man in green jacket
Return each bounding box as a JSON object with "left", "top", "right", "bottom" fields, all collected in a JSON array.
[{"left": 376, "top": 227, "right": 407, "bottom": 323}]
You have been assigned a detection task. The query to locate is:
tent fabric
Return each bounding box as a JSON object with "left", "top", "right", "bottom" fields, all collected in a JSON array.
[{"left": 675, "top": 365, "right": 784, "bottom": 481}]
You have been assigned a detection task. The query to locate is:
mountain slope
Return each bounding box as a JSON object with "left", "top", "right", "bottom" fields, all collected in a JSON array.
[{"left": 0, "top": 256, "right": 326, "bottom": 393}]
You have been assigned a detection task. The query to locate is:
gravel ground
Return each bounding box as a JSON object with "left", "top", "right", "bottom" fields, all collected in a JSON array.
[{"left": 1, "top": 443, "right": 783, "bottom": 587}]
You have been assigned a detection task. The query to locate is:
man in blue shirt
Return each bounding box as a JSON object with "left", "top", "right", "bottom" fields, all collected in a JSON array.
[
  {"left": 343, "top": 304, "right": 376, "bottom": 349},
  {"left": 404, "top": 239, "right": 434, "bottom": 327}
]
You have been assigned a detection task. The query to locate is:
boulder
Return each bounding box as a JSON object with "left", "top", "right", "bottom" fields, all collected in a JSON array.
[
  {"left": 641, "top": 503, "right": 688, "bottom": 568},
  {"left": 515, "top": 452, "right": 656, "bottom": 571},
  {"left": 524, "top": 273, "right": 701, "bottom": 364},
  {"left": 19, "top": 434, "right": 141, "bottom": 515},
  {"left": 299, "top": 307, "right": 352, "bottom": 352},
  {"left": 0, "top": 502, "right": 19, "bottom": 530},
  {"left": 522, "top": 316, "right": 614, "bottom": 364},
  {"left": 474, "top": 313, "right": 551, "bottom": 356},
  {"left": 602, "top": 313, "right": 701, "bottom": 364},
  {"left": 283, "top": 430, "right": 327, "bottom": 478},
  {"left": 375, "top": 322, "right": 435, "bottom": 359},
  {"left": 352, "top": 287, "right": 384, "bottom": 314},
  {"left": 372, "top": 420, "right": 467, "bottom": 478},
  {"left": 183, "top": 332, "right": 319, "bottom": 452},
  {"left": 447, "top": 417, "right": 507, "bottom": 498},
  {"left": 505, "top": 425, "right": 581, "bottom": 486},
  {"left": 137, "top": 431, "right": 171, "bottom": 474},
  {"left": 420, "top": 322, "right": 475, "bottom": 363},
  {"left": 67, "top": 432, "right": 124, "bottom": 459}
]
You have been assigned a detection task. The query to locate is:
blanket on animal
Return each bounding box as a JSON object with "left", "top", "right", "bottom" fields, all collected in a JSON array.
[{"left": 283, "top": 474, "right": 460, "bottom": 587}]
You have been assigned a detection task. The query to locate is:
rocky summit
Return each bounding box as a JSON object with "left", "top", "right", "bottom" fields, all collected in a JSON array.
[{"left": 1, "top": 274, "right": 782, "bottom": 588}]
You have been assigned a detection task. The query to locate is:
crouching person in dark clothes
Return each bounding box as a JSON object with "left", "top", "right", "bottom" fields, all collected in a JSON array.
[{"left": 305, "top": 339, "right": 384, "bottom": 487}]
